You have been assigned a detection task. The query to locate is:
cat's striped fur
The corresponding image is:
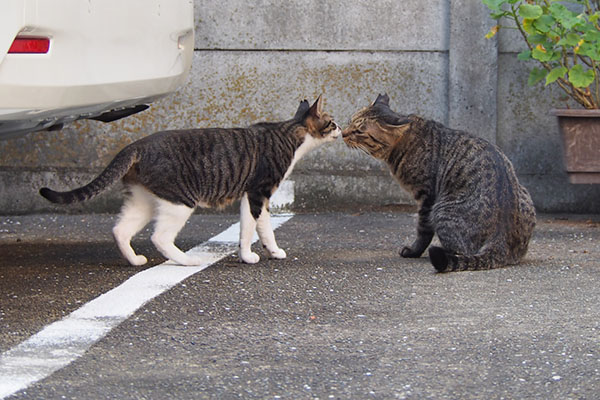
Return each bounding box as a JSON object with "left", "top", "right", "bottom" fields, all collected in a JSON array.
[
  {"left": 343, "top": 94, "right": 536, "bottom": 272},
  {"left": 40, "top": 96, "right": 340, "bottom": 266}
]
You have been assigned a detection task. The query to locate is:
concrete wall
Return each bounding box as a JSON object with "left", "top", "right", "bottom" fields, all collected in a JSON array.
[{"left": 1, "top": 0, "right": 599, "bottom": 214}]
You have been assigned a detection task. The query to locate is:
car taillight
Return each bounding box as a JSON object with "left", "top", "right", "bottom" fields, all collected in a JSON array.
[{"left": 8, "top": 37, "right": 50, "bottom": 54}]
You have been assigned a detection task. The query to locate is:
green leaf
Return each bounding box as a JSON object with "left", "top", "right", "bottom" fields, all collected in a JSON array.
[
  {"left": 490, "top": 11, "right": 508, "bottom": 20},
  {"left": 517, "top": 50, "right": 532, "bottom": 60},
  {"left": 528, "top": 34, "right": 547, "bottom": 45},
  {"left": 568, "top": 65, "right": 595, "bottom": 88},
  {"left": 533, "top": 15, "right": 555, "bottom": 33},
  {"left": 522, "top": 18, "right": 536, "bottom": 35},
  {"left": 549, "top": 51, "right": 562, "bottom": 62},
  {"left": 528, "top": 67, "right": 548, "bottom": 86},
  {"left": 519, "top": 4, "right": 543, "bottom": 19},
  {"left": 532, "top": 45, "right": 554, "bottom": 62},
  {"left": 548, "top": 3, "right": 580, "bottom": 29},
  {"left": 546, "top": 66, "right": 567, "bottom": 85},
  {"left": 583, "top": 29, "right": 600, "bottom": 43},
  {"left": 577, "top": 42, "right": 600, "bottom": 61},
  {"left": 482, "top": 0, "right": 506, "bottom": 11},
  {"left": 557, "top": 33, "right": 581, "bottom": 47}
]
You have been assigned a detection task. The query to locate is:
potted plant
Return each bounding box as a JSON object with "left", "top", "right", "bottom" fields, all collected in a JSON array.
[{"left": 483, "top": 0, "right": 600, "bottom": 183}]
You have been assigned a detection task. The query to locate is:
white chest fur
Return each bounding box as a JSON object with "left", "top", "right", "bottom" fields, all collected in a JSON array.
[{"left": 283, "top": 134, "right": 320, "bottom": 181}]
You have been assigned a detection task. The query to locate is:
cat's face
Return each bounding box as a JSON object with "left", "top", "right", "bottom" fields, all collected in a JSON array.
[
  {"left": 342, "top": 94, "right": 409, "bottom": 159},
  {"left": 296, "top": 96, "right": 341, "bottom": 143}
]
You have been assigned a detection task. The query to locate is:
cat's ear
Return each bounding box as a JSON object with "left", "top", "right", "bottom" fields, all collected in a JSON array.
[
  {"left": 302, "top": 95, "right": 324, "bottom": 132},
  {"left": 308, "top": 95, "right": 323, "bottom": 119},
  {"left": 294, "top": 99, "right": 311, "bottom": 120},
  {"left": 373, "top": 93, "right": 390, "bottom": 106}
]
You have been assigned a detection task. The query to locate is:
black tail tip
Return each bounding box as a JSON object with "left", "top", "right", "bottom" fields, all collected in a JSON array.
[
  {"left": 429, "top": 246, "right": 449, "bottom": 272},
  {"left": 39, "top": 187, "right": 61, "bottom": 203}
]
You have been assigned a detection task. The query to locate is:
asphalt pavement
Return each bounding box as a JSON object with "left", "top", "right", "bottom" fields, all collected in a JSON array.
[{"left": 1, "top": 210, "right": 599, "bottom": 399}]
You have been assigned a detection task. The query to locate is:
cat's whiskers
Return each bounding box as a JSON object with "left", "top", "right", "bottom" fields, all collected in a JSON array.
[{"left": 347, "top": 141, "right": 371, "bottom": 156}]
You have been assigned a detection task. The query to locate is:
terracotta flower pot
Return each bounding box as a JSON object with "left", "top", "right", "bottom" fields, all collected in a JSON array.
[{"left": 552, "top": 109, "right": 600, "bottom": 184}]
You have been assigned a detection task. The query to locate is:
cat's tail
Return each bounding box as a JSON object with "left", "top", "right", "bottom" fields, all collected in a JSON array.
[
  {"left": 428, "top": 246, "right": 504, "bottom": 272},
  {"left": 40, "top": 146, "right": 139, "bottom": 204}
]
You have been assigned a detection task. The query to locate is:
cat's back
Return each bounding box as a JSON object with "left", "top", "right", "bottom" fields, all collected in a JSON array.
[
  {"left": 133, "top": 127, "right": 259, "bottom": 155},
  {"left": 125, "top": 127, "right": 262, "bottom": 204},
  {"left": 430, "top": 124, "right": 519, "bottom": 195},
  {"left": 433, "top": 123, "right": 499, "bottom": 166}
]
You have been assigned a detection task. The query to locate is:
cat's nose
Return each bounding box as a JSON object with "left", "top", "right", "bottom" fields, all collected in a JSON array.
[{"left": 331, "top": 126, "right": 342, "bottom": 138}]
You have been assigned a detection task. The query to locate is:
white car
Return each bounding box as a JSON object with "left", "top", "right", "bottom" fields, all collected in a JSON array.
[{"left": 0, "top": 0, "right": 194, "bottom": 139}]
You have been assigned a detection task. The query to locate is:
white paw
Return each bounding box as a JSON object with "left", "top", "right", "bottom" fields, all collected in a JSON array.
[
  {"left": 240, "top": 250, "right": 260, "bottom": 264},
  {"left": 269, "top": 248, "right": 287, "bottom": 259},
  {"left": 129, "top": 255, "right": 148, "bottom": 266}
]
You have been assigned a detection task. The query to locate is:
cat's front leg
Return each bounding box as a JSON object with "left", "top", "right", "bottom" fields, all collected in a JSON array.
[
  {"left": 239, "top": 193, "right": 260, "bottom": 264},
  {"left": 401, "top": 199, "right": 434, "bottom": 258},
  {"left": 256, "top": 203, "right": 286, "bottom": 260}
]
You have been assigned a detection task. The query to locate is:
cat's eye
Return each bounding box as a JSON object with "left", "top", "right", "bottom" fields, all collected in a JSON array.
[
  {"left": 323, "top": 121, "right": 336, "bottom": 132},
  {"left": 358, "top": 122, "right": 369, "bottom": 132}
]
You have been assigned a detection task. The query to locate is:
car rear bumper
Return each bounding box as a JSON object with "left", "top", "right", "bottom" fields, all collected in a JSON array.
[{"left": 0, "top": 0, "right": 194, "bottom": 136}]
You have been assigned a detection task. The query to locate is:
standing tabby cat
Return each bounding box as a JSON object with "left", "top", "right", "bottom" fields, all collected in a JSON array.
[
  {"left": 343, "top": 94, "right": 536, "bottom": 272},
  {"left": 40, "top": 96, "right": 340, "bottom": 266}
]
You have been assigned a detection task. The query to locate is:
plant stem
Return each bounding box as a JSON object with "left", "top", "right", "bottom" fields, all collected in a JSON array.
[
  {"left": 577, "top": 55, "right": 593, "bottom": 68},
  {"left": 511, "top": 5, "right": 533, "bottom": 52},
  {"left": 593, "top": 60, "right": 600, "bottom": 106}
]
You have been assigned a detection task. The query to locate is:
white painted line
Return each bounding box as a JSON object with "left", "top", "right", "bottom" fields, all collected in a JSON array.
[{"left": 0, "top": 214, "right": 292, "bottom": 399}]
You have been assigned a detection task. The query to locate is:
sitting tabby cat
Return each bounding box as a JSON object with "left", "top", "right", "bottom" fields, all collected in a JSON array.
[
  {"left": 343, "top": 94, "right": 536, "bottom": 272},
  {"left": 40, "top": 96, "right": 340, "bottom": 266}
]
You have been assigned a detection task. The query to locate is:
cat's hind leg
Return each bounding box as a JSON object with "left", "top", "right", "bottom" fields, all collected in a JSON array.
[
  {"left": 430, "top": 208, "right": 500, "bottom": 272},
  {"left": 151, "top": 198, "right": 196, "bottom": 266},
  {"left": 113, "top": 185, "right": 154, "bottom": 266},
  {"left": 238, "top": 193, "right": 260, "bottom": 264},
  {"left": 428, "top": 246, "right": 457, "bottom": 272},
  {"left": 256, "top": 203, "right": 286, "bottom": 260}
]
